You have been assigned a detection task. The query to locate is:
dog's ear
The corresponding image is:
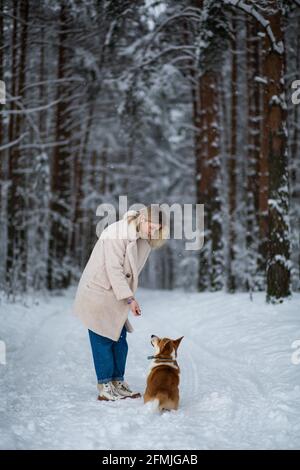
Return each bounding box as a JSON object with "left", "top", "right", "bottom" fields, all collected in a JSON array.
[{"left": 173, "top": 336, "right": 184, "bottom": 350}]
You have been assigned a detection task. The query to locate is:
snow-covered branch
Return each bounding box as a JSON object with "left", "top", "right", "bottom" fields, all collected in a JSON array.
[
  {"left": 0, "top": 91, "right": 84, "bottom": 115},
  {"left": 0, "top": 99, "right": 61, "bottom": 115},
  {"left": 0, "top": 133, "right": 27, "bottom": 151},
  {"left": 130, "top": 46, "right": 197, "bottom": 71},
  {"left": 19, "top": 140, "right": 70, "bottom": 150},
  {"left": 144, "top": 8, "right": 201, "bottom": 55},
  {"left": 223, "top": 0, "right": 284, "bottom": 54},
  {"left": 22, "top": 77, "right": 86, "bottom": 93}
]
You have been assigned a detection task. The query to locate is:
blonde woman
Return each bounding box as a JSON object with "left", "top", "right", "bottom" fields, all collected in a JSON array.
[{"left": 72, "top": 206, "right": 168, "bottom": 401}]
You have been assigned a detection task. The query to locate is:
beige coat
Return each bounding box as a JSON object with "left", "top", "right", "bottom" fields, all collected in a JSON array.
[{"left": 72, "top": 211, "right": 152, "bottom": 341}]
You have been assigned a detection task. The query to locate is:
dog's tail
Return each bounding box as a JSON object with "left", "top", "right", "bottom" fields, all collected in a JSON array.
[
  {"left": 144, "top": 398, "right": 161, "bottom": 414},
  {"left": 144, "top": 392, "right": 175, "bottom": 414}
]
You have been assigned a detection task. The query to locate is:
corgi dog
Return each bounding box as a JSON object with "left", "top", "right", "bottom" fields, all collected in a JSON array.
[{"left": 144, "top": 335, "right": 184, "bottom": 412}]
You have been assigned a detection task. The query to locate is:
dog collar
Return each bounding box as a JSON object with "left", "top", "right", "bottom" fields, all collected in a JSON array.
[{"left": 147, "top": 355, "right": 177, "bottom": 363}]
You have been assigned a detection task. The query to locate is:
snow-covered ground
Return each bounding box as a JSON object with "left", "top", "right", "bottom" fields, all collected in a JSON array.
[{"left": 0, "top": 287, "right": 300, "bottom": 450}]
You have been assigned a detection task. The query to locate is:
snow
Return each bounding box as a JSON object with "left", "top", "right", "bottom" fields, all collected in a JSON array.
[{"left": 1, "top": 287, "right": 300, "bottom": 450}]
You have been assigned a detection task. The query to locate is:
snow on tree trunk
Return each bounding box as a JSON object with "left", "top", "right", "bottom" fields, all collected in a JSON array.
[
  {"left": 197, "top": 71, "right": 223, "bottom": 291},
  {"left": 245, "top": 17, "right": 262, "bottom": 292},
  {"left": 262, "top": 3, "right": 291, "bottom": 302}
]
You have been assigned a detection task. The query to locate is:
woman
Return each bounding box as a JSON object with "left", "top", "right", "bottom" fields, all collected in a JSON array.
[{"left": 72, "top": 205, "right": 168, "bottom": 401}]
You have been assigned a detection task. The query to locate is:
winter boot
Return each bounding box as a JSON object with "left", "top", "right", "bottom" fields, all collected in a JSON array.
[
  {"left": 111, "top": 380, "right": 141, "bottom": 399},
  {"left": 97, "top": 382, "right": 124, "bottom": 401}
]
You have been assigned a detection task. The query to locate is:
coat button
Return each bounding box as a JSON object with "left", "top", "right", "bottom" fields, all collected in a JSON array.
[{"left": 126, "top": 273, "right": 131, "bottom": 278}]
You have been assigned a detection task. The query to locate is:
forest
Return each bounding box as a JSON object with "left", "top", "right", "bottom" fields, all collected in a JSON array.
[{"left": 1, "top": 0, "right": 300, "bottom": 302}]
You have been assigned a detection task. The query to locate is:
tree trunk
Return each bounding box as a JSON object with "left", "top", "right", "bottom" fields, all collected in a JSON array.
[
  {"left": 0, "top": 0, "right": 3, "bottom": 152},
  {"left": 227, "top": 14, "right": 237, "bottom": 293},
  {"left": 262, "top": 4, "right": 291, "bottom": 302},
  {"left": 245, "top": 17, "right": 261, "bottom": 292},
  {"left": 289, "top": 15, "right": 300, "bottom": 291},
  {"left": 47, "top": 2, "right": 72, "bottom": 289},
  {"left": 194, "top": 69, "right": 223, "bottom": 292},
  {"left": 195, "top": 74, "right": 209, "bottom": 291},
  {"left": 6, "top": 0, "right": 29, "bottom": 293}
]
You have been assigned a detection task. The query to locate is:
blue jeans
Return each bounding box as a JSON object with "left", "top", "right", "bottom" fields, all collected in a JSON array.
[{"left": 88, "top": 325, "right": 128, "bottom": 384}]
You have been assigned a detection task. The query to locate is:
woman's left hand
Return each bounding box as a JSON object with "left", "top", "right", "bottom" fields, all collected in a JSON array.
[{"left": 130, "top": 299, "right": 141, "bottom": 316}]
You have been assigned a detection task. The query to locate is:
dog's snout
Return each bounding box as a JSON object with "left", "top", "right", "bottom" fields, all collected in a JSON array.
[{"left": 151, "top": 335, "right": 155, "bottom": 338}]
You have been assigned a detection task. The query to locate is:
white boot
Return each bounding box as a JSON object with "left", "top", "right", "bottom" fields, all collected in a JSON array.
[
  {"left": 97, "top": 382, "right": 124, "bottom": 401},
  {"left": 111, "top": 380, "right": 141, "bottom": 399}
]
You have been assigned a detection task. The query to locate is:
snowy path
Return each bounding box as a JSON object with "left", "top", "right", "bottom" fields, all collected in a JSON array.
[{"left": 1, "top": 287, "right": 300, "bottom": 450}]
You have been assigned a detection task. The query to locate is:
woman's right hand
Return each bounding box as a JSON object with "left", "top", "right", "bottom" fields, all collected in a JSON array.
[{"left": 130, "top": 299, "right": 141, "bottom": 316}]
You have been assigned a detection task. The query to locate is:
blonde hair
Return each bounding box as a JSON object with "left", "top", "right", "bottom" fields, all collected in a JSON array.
[{"left": 128, "top": 205, "right": 169, "bottom": 249}]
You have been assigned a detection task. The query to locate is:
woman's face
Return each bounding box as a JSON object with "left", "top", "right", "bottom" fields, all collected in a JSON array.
[{"left": 139, "top": 215, "right": 161, "bottom": 239}]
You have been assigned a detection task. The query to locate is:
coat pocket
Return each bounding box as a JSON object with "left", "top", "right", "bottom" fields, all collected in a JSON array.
[
  {"left": 88, "top": 278, "right": 111, "bottom": 291},
  {"left": 90, "top": 271, "right": 111, "bottom": 290}
]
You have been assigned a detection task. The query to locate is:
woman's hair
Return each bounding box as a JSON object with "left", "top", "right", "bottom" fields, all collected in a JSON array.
[{"left": 127, "top": 205, "right": 169, "bottom": 249}]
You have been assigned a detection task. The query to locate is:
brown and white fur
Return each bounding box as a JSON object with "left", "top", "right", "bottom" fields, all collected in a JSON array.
[{"left": 143, "top": 335, "right": 184, "bottom": 412}]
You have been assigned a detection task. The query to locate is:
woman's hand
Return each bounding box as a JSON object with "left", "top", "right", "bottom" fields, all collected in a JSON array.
[{"left": 129, "top": 299, "right": 141, "bottom": 316}]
